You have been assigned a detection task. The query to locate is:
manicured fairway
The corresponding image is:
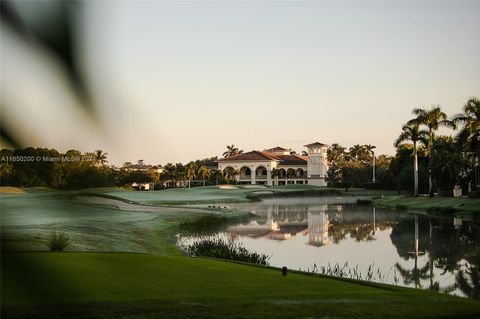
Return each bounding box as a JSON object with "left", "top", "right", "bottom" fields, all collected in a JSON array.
[{"left": 2, "top": 252, "right": 480, "bottom": 319}]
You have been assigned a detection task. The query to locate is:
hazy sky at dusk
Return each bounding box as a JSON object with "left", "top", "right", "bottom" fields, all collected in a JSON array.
[{"left": 2, "top": 1, "right": 479, "bottom": 165}]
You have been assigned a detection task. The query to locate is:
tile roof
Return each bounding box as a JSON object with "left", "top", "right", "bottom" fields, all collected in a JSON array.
[
  {"left": 217, "top": 150, "right": 281, "bottom": 162},
  {"left": 276, "top": 155, "right": 307, "bottom": 166},
  {"left": 264, "top": 146, "right": 288, "bottom": 152},
  {"left": 304, "top": 142, "right": 329, "bottom": 148},
  {"left": 218, "top": 151, "right": 307, "bottom": 166}
]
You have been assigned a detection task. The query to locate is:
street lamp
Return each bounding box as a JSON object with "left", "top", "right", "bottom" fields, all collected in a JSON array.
[{"left": 372, "top": 151, "right": 376, "bottom": 183}]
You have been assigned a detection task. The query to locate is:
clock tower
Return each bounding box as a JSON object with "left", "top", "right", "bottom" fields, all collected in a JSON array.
[{"left": 305, "top": 142, "right": 328, "bottom": 186}]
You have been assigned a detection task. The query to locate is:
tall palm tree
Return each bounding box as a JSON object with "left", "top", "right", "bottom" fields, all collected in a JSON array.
[
  {"left": 209, "top": 169, "right": 223, "bottom": 185},
  {"left": 223, "top": 145, "right": 243, "bottom": 158},
  {"left": 394, "top": 123, "right": 428, "bottom": 196},
  {"left": 408, "top": 106, "right": 454, "bottom": 196},
  {"left": 94, "top": 149, "right": 108, "bottom": 167},
  {"left": 197, "top": 165, "right": 210, "bottom": 187},
  {"left": 452, "top": 97, "right": 480, "bottom": 154},
  {"left": 452, "top": 97, "right": 480, "bottom": 188},
  {"left": 223, "top": 167, "right": 239, "bottom": 184},
  {"left": 185, "top": 163, "right": 197, "bottom": 188},
  {"left": 271, "top": 168, "right": 281, "bottom": 186},
  {"left": 286, "top": 168, "right": 296, "bottom": 185}
]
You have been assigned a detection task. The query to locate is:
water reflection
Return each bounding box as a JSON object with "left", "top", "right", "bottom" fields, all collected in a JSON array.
[
  {"left": 182, "top": 199, "right": 480, "bottom": 299},
  {"left": 226, "top": 204, "right": 332, "bottom": 245},
  {"left": 225, "top": 202, "right": 391, "bottom": 247}
]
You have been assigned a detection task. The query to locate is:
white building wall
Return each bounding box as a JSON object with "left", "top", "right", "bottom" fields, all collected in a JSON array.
[
  {"left": 307, "top": 147, "right": 328, "bottom": 186},
  {"left": 218, "top": 160, "right": 277, "bottom": 186}
]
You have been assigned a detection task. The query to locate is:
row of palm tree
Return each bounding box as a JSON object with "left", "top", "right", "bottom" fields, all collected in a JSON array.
[{"left": 395, "top": 97, "right": 479, "bottom": 196}]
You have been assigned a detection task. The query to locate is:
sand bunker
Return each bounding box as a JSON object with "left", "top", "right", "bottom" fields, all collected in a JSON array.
[
  {"left": 0, "top": 187, "right": 26, "bottom": 194},
  {"left": 218, "top": 185, "right": 238, "bottom": 190}
]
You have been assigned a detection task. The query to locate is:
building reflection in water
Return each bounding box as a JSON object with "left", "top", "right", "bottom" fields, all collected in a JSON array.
[
  {"left": 227, "top": 204, "right": 331, "bottom": 247},
  {"left": 218, "top": 201, "right": 480, "bottom": 299}
]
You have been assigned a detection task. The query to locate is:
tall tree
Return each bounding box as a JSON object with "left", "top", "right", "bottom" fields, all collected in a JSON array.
[
  {"left": 196, "top": 165, "right": 210, "bottom": 187},
  {"left": 185, "top": 162, "right": 197, "bottom": 188},
  {"left": 408, "top": 106, "right": 454, "bottom": 196},
  {"left": 394, "top": 123, "right": 428, "bottom": 196},
  {"left": 93, "top": 150, "right": 108, "bottom": 167},
  {"left": 223, "top": 167, "right": 239, "bottom": 184},
  {"left": 223, "top": 145, "right": 243, "bottom": 158},
  {"left": 452, "top": 97, "right": 480, "bottom": 189},
  {"left": 209, "top": 169, "right": 223, "bottom": 186}
]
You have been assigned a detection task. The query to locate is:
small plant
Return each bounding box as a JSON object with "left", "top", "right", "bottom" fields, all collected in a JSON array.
[
  {"left": 47, "top": 231, "right": 71, "bottom": 251},
  {"left": 182, "top": 236, "right": 270, "bottom": 266},
  {"left": 302, "top": 262, "right": 398, "bottom": 285}
]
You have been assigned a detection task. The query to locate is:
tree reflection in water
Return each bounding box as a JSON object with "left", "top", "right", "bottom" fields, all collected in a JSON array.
[
  {"left": 211, "top": 201, "right": 480, "bottom": 299},
  {"left": 391, "top": 213, "right": 479, "bottom": 298}
]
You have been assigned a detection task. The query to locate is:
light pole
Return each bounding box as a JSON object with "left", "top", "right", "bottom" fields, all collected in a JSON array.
[{"left": 372, "top": 151, "right": 376, "bottom": 183}]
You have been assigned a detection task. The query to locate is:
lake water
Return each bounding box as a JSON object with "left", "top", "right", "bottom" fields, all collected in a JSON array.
[{"left": 179, "top": 197, "right": 480, "bottom": 299}]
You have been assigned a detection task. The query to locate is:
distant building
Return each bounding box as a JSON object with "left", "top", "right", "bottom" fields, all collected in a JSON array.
[
  {"left": 124, "top": 161, "right": 163, "bottom": 190},
  {"left": 217, "top": 142, "right": 328, "bottom": 186}
]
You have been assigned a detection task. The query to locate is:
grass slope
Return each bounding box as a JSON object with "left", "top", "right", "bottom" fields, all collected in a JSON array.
[
  {"left": 3, "top": 252, "right": 480, "bottom": 319},
  {"left": 374, "top": 195, "right": 480, "bottom": 213}
]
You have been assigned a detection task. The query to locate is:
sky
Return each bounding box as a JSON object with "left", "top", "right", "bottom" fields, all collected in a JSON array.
[{"left": 1, "top": 1, "right": 479, "bottom": 166}]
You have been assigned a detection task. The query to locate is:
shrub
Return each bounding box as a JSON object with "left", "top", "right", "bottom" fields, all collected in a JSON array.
[
  {"left": 47, "top": 231, "right": 71, "bottom": 251},
  {"left": 395, "top": 204, "right": 408, "bottom": 211},
  {"left": 183, "top": 237, "right": 270, "bottom": 266}
]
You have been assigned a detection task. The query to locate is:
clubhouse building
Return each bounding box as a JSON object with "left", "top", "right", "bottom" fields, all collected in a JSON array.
[{"left": 217, "top": 142, "right": 329, "bottom": 186}]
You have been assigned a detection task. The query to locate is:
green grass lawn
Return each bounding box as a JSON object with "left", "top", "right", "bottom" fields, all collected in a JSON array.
[
  {"left": 2, "top": 187, "right": 480, "bottom": 318},
  {"left": 374, "top": 195, "right": 480, "bottom": 214},
  {"left": 98, "top": 185, "right": 395, "bottom": 205},
  {"left": 3, "top": 252, "right": 480, "bottom": 319}
]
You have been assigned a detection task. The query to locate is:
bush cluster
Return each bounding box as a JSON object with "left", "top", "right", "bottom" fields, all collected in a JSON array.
[{"left": 183, "top": 237, "right": 270, "bottom": 266}]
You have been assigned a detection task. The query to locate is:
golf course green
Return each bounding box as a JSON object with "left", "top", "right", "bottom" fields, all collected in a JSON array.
[
  {"left": 3, "top": 252, "right": 480, "bottom": 319},
  {"left": 2, "top": 186, "right": 480, "bottom": 318}
]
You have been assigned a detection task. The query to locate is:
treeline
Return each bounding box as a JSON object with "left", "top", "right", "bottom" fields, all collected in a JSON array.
[
  {"left": 328, "top": 97, "right": 479, "bottom": 196},
  {"left": 0, "top": 148, "right": 114, "bottom": 189}
]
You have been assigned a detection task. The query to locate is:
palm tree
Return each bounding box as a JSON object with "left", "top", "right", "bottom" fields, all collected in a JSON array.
[
  {"left": 94, "top": 149, "right": 108, "bottom": 167},
  {"left": 452, "top": 97, "right": 480, "bottom": 153},
  {"left": 185, "top": 163, "right": 197, "bottom": 188},
  {"left": 408, "top": 106, "right": 455, "bottom": 196},
  {"left": 197, "top": 165, "right": 210, "bottom": 187},
  {"left": 223, "top": 167, "right": 239, "bottom": 184},
  {"left": 209, "top": 169, "right": 223, "bottom": 185},
  {"left": 348, "top": 144, "right": 370, "bottom": 164},
  {"left": 271, "top": 168, "right": 281, "bottom": 186},
  {"left": 452, "top": 97, "right": 480, "bottom": 189},
  {"left": 286, "top": 168, "right": 296, "bottom": 185},
  {"left": 394, "top": 123, "right": 428, "bottom": 196},
  {"left": 223, "top": 145, "right": 243, "bottom": 158}
]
